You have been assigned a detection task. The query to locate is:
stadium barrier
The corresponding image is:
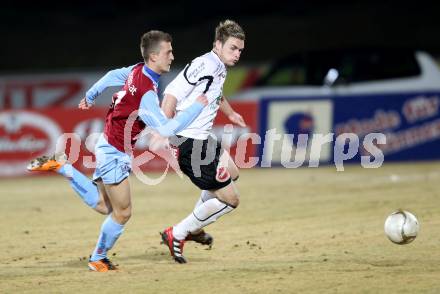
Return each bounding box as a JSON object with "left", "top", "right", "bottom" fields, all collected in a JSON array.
[
  {"left": 0, "top": 102, "right": 258, "bottom": 177},
  {"left": 259, "top": 92, "right": 440, "bottom": 167},
  {"left": 1, "top": 71, "right": 440, "bottom": 177}
]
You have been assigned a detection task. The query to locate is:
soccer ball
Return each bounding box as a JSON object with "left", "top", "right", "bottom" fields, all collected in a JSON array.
[{"left": 384, "top": 210, "right": 419, "bottom": 244}]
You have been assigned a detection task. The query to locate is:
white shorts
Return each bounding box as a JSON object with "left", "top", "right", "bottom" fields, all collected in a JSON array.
[{"left": 92, "top": 134, "right": 131, "bottom": 184}]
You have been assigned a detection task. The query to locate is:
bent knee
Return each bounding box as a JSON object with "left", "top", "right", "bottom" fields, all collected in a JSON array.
[
  {"left": 228, "top": 167, "right": 239, "bottom": 181},
  {"left": 218, "top": 193, "right": 240, "bottom": 208},
  {"left": 229, "top": 197, "right": 240, "bottom": 208},
  {"left": 113, "top": 207, "right": 132, "bottom": 224},
  {"left": 94, "top": 199, "right": 112, "bottom": 215}
]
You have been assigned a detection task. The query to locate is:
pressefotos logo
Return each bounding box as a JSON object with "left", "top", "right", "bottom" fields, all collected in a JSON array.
[{"left": 52, "top": 121, "right": 386, "bottom": 185}]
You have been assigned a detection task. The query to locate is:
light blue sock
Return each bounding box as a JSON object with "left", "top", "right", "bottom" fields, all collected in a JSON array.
[
  {"left": 57, "top": 164, "right": 99, "bottom": 208},
  {"left": 90, "top": 215, "right": 125, "bottom": 261}
]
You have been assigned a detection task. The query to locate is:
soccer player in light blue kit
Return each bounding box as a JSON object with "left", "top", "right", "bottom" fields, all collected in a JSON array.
[{"left": 28, "top": 30, "right": 208, "bottom": 272}]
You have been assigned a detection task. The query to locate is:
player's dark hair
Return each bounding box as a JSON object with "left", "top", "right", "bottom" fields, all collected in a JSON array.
[
  {"left": 140, "top": 30, "right": 172, "bottom": 62},
  {"left": 214, "top": 19, "right": 245, "bottom": 46}
]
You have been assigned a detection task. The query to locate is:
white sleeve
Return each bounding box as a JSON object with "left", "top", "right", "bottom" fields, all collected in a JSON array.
[{"left": 164, "top": 57, "right": 216, "bottom": 102}]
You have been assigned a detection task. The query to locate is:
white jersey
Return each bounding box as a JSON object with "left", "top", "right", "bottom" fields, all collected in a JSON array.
[{"left": 164, "top": 51, "right": 226, "bottom": 140}]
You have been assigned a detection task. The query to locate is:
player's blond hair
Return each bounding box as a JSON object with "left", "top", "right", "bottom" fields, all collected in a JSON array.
[
  {"left": 140, "top": 30, "right": 172, "bottom": 62},
  {"left": 213, "top": 19, "right": 245, "bottom": 46}
]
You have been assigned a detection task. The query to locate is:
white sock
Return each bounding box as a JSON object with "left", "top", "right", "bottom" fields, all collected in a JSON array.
[
  {"left": 173, "top": 198, "right": 234, "bottom": 240},
  {"left": 194, "top": 190, "right": 216, "bottom": 209}
]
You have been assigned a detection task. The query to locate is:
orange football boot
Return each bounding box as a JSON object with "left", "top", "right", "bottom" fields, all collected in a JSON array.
[
  {"left": 88, "top": 258, "right": 118, "bottom": 272},
  {"left": 27, "top": 153, "right": 66, "bottom": 172}
]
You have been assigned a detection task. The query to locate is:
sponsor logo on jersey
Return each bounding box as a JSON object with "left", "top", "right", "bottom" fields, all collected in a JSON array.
[
  {"left": 215, "top": 94, "right": 222, "bottom": 105},
  {"left": 210, "top": 94, "right": 223, "bottom": 110},
  {"left": 128, "top": 84, "right": 137, "bottom": 95},
  {"left": 187, "top": 61, "right": 205, "bottom": 82},
  {"left": 127, "top": 71, "right": 137, "bottom": 95}
]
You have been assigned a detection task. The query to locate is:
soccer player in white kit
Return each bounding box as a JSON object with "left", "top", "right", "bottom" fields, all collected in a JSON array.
[{"left": 160, "top": 20, "right": 246, "bottom": 263}]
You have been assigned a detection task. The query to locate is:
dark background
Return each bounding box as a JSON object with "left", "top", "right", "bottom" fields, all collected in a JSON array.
[{"left": 1, "top": 0, "right": 438, "bottom": 72}]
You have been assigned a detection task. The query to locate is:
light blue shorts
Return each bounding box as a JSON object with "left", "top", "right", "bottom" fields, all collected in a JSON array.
[{"left": 92, "top": 134, "right": 132, "bottom": 184}]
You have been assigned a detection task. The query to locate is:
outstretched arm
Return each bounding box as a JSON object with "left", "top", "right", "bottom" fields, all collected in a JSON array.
[
  {"left": 220, "top": 96, "right": 246, "bottom": 127},
  {"left": 80, "top": 65, "right": 136, "bottom": 108},
  {"left": 139, "top": 91, "right": 207, "bottom": 137}
]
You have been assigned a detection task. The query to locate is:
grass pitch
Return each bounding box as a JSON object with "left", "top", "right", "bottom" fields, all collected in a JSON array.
[{"left": 1, "top": 162, "right": 440, "bottom": 293}]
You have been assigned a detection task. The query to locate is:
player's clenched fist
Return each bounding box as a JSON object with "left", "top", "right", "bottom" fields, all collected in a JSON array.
[
  {"left": 148, "top": 131, "right": 170, "bottom": 152},
  {"left": 196, "top": 94, "right": 208, "bottom": 106},
  {"left": 78, "top": 97, "right": 93, "bottom": 110}
]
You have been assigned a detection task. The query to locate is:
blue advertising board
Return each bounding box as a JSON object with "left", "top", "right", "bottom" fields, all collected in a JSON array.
[{"left": 258, "top": 92, "right": 440, "bottom": 166}]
